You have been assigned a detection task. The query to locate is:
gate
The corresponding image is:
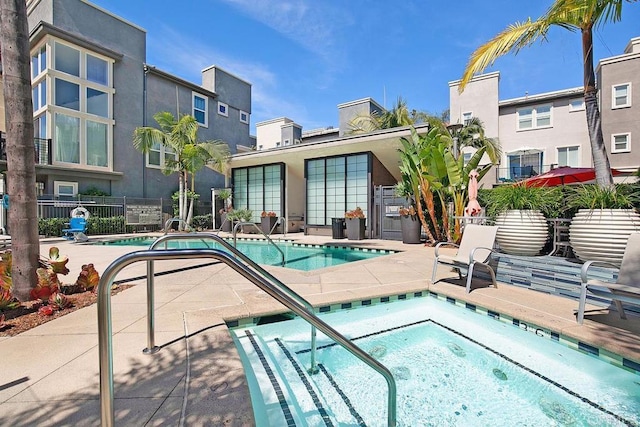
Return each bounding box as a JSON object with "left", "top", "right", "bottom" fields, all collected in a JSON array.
[{"left": 373, "top": 185, "right": 406, "bottom": 240}]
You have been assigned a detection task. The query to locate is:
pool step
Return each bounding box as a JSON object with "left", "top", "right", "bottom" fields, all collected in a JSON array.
[{"left": 234, "top": 329, "right": 360, "bottom": 426}]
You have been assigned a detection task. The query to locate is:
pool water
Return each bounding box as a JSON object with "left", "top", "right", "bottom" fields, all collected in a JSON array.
[
  {"left": 100, "top": 237, "right": 392, "bottom": 271},
  {"left": 232, "top": 297, "right": 640, "bottom": 426}
]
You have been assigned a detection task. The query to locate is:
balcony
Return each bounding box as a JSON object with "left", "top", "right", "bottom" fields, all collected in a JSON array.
[
  {"left": 0, "top": 131, "right": 52, "bottom": 165},
  {"left": 496, "top": 164, "right": 556, "bottom": 183}
]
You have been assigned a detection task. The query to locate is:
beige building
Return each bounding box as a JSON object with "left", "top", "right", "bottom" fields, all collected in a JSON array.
[{"left": 449, "top": 36, "right": 640, "bottom": 185}]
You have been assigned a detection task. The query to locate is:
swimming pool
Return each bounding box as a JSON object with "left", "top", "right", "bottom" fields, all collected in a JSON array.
[
  {"left": 231, "top": 295, "right": 640, "bottom": 426},
  {"left": 98, "top": 237, "right": 394, "bottom": 271}
]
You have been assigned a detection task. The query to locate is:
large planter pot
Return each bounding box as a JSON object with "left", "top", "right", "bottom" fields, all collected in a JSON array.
[
  {"left": 261, "top": 216, "right": 278, "bottom": 234},
  {"left": 400, "top": 215, "right": 421, "bottom": 244},
  {"left": 495, "top": 210, "right": 549, "bottom": 256},
  {"left": 569, "top": 209, "right": 640, "bottom": 265},
  {"left": 220, "top": 213, "right": 232, "bottom": 232},
  {"left": 345, "top": 218, "right": 366, "bottom": 240}
]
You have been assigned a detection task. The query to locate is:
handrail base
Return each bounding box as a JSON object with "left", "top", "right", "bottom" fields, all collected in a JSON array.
[{"left": 142, "top": 346, "right": 161, "bottom": 355}]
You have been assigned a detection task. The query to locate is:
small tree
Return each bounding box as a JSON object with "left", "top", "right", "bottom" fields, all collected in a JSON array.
[{"left": 133, "top": 112, "right": 229, "bottom": 229}]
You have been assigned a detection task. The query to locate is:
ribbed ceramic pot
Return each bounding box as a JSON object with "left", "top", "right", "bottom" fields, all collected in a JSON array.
[
  {"left": 495, "top": 210, "right": 549, "bottom": 256},
  {"left": 569, "top": 209, "right": 640, "bottom": 265}
]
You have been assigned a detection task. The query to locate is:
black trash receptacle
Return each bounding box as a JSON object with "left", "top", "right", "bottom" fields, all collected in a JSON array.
[{"left": 331, "top": 218, "right": 346, "bottom": 239}]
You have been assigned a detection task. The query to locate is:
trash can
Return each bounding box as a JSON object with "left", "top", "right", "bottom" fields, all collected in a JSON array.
[{"left": 331, "top": 218, "right": 346, "bottom": 239}]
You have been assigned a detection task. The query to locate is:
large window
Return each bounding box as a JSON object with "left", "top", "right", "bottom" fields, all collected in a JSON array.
[
  {"left": 232, "top": 164, "right": 283, "bottom": 222},
  {"left": 517, "top": 105, "right": 552, "bottom": 131},
  {"left": 193, "top": 92, "right": 208, "bottom": 126},
  {"left": 612, "top": 83, "right": 631, "bottom": 109},
  {"left": 508, "top": 150, "right": 542, "bottom": 179},
  {"left": 557, "top": 146, "right": 579, "bottom": 167},
  {"left": 40, "top": 39, "right": 114, "bottom": 169},
  {"left": 306, "top": 153, "right": 369, "bottom": 226}
]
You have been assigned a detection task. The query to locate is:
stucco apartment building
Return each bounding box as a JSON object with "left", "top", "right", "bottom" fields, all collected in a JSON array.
[
  {"left": 449, "top": 36, "right": 640, "bottom": 185},
  {"left": 0, "top": 0, "right": 253, "bottom": 202}
]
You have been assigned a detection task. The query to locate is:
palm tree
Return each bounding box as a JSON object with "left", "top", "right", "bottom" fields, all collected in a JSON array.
[
  {"left": 133, "top": 112, "right": 230, "bottom": 229},
  {"left": 347, "top": 97, "right": 432, "bottom": 134},
  {"left": 458, "top": 0, "right": 636, "bottom": 188},
  {"left": 1, "top": 0, "right": 40, "bottom": 301}
]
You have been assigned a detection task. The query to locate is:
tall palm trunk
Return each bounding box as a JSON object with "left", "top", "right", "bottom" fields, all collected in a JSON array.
[
  {"left": 582, "top": 27, "right": 614, "bottom": 189},
  {"left": 186, "top": 173, "right": 195, "bottom": 226},
  {"left": 1, "top": 0, "right": 40, "bottom": 301}
]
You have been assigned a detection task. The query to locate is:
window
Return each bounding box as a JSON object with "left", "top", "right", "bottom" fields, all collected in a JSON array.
[
  {"left": 284, "top": 139, "right": 290, "bottom": 146},
  {"left": 239, "top": 110, "right": 249, "bottom": 124},
  {"left": 86, "top": 54, "right": 108, "bottom": 85},
  {"left": 55, "top": 78, "right": 80, "bottom": 110},
  {"left": 192, "top": 93, "right": 207, "bottom": 126},
  {"left": 54, "top": 113, "right": 80, "bottom": 163},
  {"left": 517, "top": 105, "right": 552, "bottom": 130},
  {"left": 306, "top": 153, "right": 369, "bottom": 226},
  {"left": 54, "top": 181, "right": 78, "bottom": 197},
  {"left": 33, "top": 80, "right": 47, "bottom": 112},
  {"left": 40, "top": 39, "right": 114, "bottom": 169},
  {"left": 147, "top": 142, "right": 177, "bottom": 168},
  {"left": 31, "top": 45, "right": 46, "bottom": 78},
  {"left": 612, "top": 83, "right": 631, "bottom": 109},
  {"left": 87, "top": 88, "right": 108, "bottom": 117},
  {"left": 611, "top": 133, "right": 630, "bottom": 153},
  {"left": 86, "top": 121, "right": 108, "bottom": 167},
  {"left": 218, "top": 102, "right": 228, "bottom": 117},
  {"left": 462, "top": 112, "right": 473, "bottom": 126},
  {"left": 557, "top": 146, "right": 579, "bottom": 167},
  {"left": 54, "top": 42, "right": 80, "bottom": 77},
  {"left": 569, "top": 99, "right": 584, "bottom": 112},
  {"left": 508, "top": 150, "right": 542, "bottom": 179},
  {"left": 232, "top": 164, "right": 283, "bottom": 222},
  {"left": 463, "top": 152, "right": 472, "bottom": 166}
]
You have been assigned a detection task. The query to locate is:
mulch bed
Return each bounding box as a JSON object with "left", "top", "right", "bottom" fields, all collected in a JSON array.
[{"left": 0, "top": 284, "right": 133, "bottom": 337}]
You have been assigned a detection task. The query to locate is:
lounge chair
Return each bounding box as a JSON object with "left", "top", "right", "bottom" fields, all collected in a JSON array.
[
  {"left": 431, "top": 224, "right": 499, "bottom": 293},
  {"left": 62, "top": 217, "right": 88, "bottom": 241},
  {"left": 577, "top": 233, "right": 640, "bottom": 324}
]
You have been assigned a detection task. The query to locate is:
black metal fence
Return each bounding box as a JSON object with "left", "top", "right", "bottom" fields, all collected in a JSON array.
[{"left": 35, "top": 195, "right": 213, "bottom": 236}]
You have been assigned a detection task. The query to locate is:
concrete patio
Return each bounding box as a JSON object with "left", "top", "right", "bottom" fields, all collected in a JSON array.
[{"left": 0, "top": 233, "right": 638, "bottom": 426}]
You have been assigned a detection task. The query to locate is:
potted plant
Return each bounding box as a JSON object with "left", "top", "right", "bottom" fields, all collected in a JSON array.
[
  {"left": 399, "top": 206, "right": 421, "bottom": 244},
  {"left": 345, "top": 207, "right": 366, "bottom": 240},
  {"left": 567, "top": 184, "right": 640, "bottom": 265},
  {"left": 484, "top": 184, "right": 562, "bottom": 256},
  {"left": 260, "top": 211, "right": 279, "bottom": 234},
  {"left": 217, "top": 189, "right": 232, "bottom": 232},
  {"left": 227, "top": 208, "right": 254, "bottom": 233}
]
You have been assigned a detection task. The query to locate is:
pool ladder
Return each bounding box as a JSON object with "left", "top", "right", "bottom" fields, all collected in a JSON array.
[
  {"left": 232, "top": 221, "right": 286, "bottom": 267},
  {"left": 97, "top": 232, "right": 398, "bottom": 426}
]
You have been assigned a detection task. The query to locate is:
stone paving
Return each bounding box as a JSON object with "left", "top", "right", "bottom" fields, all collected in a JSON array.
[{"left": 0, "top": 232, "right": 638, "bottom": 426}]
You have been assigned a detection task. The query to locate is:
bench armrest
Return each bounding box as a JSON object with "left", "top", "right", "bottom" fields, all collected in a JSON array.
[
  {"left": 580, "top": 260, "right": 619, "bottom": 284},
  {"left": 468, "top": 246, "right": 498, "bottom": 264},
  {"left": 434, "top": 241, "right": 459, "bottom": 257}
]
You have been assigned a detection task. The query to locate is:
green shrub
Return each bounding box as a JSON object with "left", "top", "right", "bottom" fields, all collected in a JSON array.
[
  {"left": 191, "top": 214, "right": 213, "bottom": 230},
  {"left": 38, "top": 218, "right": 68, "bottom": 237}
]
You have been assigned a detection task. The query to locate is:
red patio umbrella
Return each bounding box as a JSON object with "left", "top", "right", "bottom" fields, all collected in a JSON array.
[
  {"left": 465, "top": 169, "right": 482, "bottom": 216},
  {"left": 519, "top": 166, "right": 623, "bottom": 187}
]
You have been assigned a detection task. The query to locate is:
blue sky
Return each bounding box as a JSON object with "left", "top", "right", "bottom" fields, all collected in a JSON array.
[{"left": 92, "top": 0, "right": 640, "bottom": 134}]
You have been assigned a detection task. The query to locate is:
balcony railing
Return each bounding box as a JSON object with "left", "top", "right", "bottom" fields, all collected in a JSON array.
[
  {"left": 495, "top": 164, "right": 556, "bottom": 183},
  {"left": 0, "top": 132, "right": 52, "bottom": 165}
]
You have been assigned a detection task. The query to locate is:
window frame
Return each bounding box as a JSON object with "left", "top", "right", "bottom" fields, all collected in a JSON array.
[
  {"left": 612, "top": 83, "right": 632, "bottom": 109},
  {"left": 239, "top": 110, "right": 249, "bottom": 124},
  {"left": 556, "top": 145, "right": 580, "bottom": 167},
  {"left": 54, "top": 180, "right": 78, "bottom": 197},
  {"left": 516, "top": 104, "right": 553, "bottom": 131},
  {"left": 462, "top": 111, "right": 473, "bottom": 126},
  {"left": 568, "top": 98, "right": 585, "bottom": 112},
  {"left": 217, "top": 101, "right": 229, "bottom": 117},
  {"left": 611, "top": 133, "right": 631, "bottom": 153},
  {"left": 192, "top": 92, "right": 208, "bottom": 127}
]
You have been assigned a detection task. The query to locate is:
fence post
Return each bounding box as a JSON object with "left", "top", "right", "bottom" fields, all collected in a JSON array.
[{"left": 123, "top": 196, "right": 127, "bottom": 234}]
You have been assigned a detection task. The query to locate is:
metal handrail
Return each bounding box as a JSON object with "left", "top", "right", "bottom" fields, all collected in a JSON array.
[
  {"left": 163, "top": 217, "right": 192, "bottom": 233},
  {"left": 267, "top": 216, "right": 286, "bottom": 237},
  {"left": 97, "top": 249, "right": 397, "bottom": 426},
  {"left": 233, "top": 221, "right": 285, "bottom": 267},
  {"left": 145, "top": 232, "right": 317, "bottom": 373}
]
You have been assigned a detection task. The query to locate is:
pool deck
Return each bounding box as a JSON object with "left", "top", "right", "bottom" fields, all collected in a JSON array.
[{"left": 0, "top": 232, "right": 639, "bottom": 426}]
